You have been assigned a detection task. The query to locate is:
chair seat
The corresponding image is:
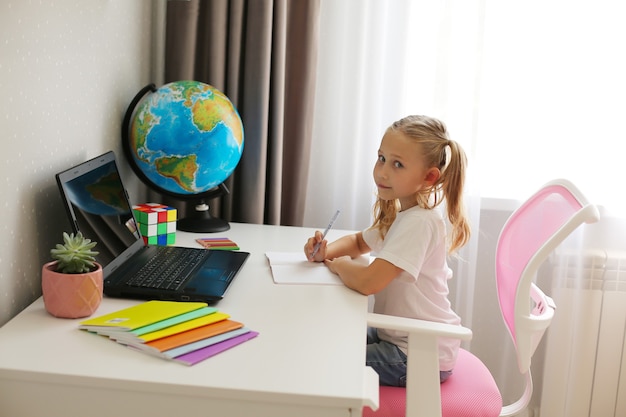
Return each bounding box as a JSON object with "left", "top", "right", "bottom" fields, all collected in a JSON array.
[{"left": 364, "top": 348, "right": 502, "bottom": 417}]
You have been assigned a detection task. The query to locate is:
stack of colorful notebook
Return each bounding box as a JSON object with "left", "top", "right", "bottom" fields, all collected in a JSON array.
[{"left": 79, "top": 301, "right": 258, "bottom": 366}]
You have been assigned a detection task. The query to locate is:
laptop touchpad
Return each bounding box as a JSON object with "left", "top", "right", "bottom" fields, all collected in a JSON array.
[{"left": 185, "top": 267, "right": 233, "bottom": 293}]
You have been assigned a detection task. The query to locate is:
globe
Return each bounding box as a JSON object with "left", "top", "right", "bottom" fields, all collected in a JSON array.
[{"left": 122, "top": 81, "right": 244, "bottom": 232}]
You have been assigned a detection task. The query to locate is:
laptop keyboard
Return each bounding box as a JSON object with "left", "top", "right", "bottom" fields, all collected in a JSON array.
[{"left": 126, "top": 247, "right": 211, "bottom": 291}]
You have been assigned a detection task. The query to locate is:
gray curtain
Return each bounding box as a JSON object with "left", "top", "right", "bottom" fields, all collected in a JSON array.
[{"left": 163, "top": 0, "right": 320, "bottom": 226}]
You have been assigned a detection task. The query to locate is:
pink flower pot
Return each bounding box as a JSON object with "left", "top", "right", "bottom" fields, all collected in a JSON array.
[{"left": 41, "top": 261, "right": 104, "bottom": 319}]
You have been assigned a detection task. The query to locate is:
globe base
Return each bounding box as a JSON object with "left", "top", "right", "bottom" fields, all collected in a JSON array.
[{"left": 177, "top": 210, "right": 230, "bottom": 233}]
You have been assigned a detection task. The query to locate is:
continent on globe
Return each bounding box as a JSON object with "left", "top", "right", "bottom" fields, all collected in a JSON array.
[{"left": 154, "top": 154, "right": 197, "bottom": 193}]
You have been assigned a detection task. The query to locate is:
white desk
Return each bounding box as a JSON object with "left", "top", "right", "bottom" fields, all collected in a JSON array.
[{"left": 0, "top": 223, "right": 378, "bottom": 417}]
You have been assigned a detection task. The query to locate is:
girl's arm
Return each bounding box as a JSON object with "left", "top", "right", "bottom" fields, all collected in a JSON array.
[
  {"left": 325, "top": 257, "right": 401, "bottom": 296},
  {"left": 305, "top": 231, "right": 400, "bottom": 295}
]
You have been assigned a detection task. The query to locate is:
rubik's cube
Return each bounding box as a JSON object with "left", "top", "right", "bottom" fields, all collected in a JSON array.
[{"left": 132, "top": 203, "right": 177, "bottom": 246}]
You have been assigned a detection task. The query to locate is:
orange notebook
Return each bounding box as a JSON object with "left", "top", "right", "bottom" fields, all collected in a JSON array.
[{"left": 147, "top": 319, "right": 244, "bottom": 352}]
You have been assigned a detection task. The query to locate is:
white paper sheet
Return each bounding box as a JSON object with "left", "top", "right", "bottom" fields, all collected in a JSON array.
[{"left": 265, "top": 252, "right": 344, "bottom": 285}]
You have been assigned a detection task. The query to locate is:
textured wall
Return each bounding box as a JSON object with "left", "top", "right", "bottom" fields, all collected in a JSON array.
[{"left": 0, "top": 0, "right": 161, "bottom": 326}]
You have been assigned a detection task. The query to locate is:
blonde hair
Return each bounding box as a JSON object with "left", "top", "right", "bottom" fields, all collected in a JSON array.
[{"left": 371, "top": 115, "right": 471, "bottom": 254}]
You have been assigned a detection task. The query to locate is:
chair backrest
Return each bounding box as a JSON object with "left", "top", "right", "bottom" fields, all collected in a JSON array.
[{"left": 495, "top": 179, "right": 600, "bottom": 374}]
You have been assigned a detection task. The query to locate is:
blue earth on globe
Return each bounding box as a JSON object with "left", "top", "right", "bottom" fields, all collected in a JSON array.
[{"left": 127, "top": 81, "right": 244, "bottom": 196}]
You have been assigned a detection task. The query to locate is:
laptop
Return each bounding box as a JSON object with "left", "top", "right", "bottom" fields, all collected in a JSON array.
[{"left": 55, "top": 151, "right": 250, "bottom": 303}]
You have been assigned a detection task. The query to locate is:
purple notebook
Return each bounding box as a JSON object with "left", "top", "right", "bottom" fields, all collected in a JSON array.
[{"left": 172, "top": 331, "right": 259, "bottom": 366}]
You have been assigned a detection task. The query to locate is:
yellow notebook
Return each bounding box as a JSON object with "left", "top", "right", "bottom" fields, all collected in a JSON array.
[{"left": 79, "top": 300, "right": 208, "bottom": 333}]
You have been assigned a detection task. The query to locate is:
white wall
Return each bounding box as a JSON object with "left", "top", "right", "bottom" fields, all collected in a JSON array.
[{"left": 0, "top": 0, "right": 164, "bottom": 326}]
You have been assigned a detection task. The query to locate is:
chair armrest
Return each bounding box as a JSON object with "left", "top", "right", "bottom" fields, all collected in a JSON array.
[
  {"left": 366, "top": 313, "right": 473, "bottom": 417},
  {"left": 367, "top": 313, "right": 473, "bottom": 341}
]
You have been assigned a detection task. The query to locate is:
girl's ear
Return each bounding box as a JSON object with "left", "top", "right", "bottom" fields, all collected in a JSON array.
[{"left": 424, "top": 167, "right": 441, "bottom": 185}]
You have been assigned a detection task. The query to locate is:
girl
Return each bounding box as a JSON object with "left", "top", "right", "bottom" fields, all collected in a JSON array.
[{"left": 304, "top": 115, "right": 470, "bottom": 386}]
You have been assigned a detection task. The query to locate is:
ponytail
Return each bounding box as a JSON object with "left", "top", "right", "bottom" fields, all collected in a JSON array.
[{"left": 441, "top": 140, "right": 470, "bottom": 254}]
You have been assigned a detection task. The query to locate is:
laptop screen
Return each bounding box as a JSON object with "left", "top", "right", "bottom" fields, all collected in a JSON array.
[{"left": 56, "top": 152, "right": 142, "bottom": 270}]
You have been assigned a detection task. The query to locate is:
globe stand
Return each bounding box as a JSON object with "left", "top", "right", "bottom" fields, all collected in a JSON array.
[
  {"left": 177, "top": 203, "right": 230, "bottom": 233},
  {"left": 176, "top": 183, "right": 231, "bottom": 233}
]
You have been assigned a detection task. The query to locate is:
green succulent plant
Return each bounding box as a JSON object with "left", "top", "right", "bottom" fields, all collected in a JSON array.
[{"left": 50, "top": 232, "right": 99, "bottom": 274}]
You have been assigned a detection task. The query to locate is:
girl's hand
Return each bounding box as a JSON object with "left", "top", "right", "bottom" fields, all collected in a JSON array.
[
  {"left": 324, "top": 256, "right": 351, "bottom": 275},
  {"left": 304, "top": 230, "right": 327, "bottom": 262}
]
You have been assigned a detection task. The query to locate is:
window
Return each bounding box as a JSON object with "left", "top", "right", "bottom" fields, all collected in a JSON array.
[
  {"left": 473, "top": 2, "right": 625, "bottom": 213},
  {"left": 307, "top": 1, "right": 624, "bottom": 231}
]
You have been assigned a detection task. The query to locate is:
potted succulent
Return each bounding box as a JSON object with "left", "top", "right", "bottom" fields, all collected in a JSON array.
[{"left": 41, "top": 232, "right": 104, "bottom": 318}]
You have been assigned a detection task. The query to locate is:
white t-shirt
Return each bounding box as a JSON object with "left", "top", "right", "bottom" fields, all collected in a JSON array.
[{"left": 362, "top": 205, "right": 461, "bottom": 371}]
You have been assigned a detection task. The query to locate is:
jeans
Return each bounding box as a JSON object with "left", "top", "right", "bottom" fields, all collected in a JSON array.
[{"left": 366, "top": 327, "right": 452, "bottom": 387}]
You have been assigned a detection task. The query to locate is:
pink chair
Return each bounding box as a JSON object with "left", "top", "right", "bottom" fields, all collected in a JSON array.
[{"left": 363, "top": 179, "right": 600, "bottom": 417}]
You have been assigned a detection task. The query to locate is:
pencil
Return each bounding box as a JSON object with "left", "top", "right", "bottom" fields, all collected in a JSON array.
[{"left": 311, "top": 210, "right": 341, "bottom": 257}]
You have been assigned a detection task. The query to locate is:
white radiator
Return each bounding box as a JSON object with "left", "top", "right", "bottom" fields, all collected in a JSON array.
[{"left": 540, "top": 250, "right": 626, "bottom": 417}]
